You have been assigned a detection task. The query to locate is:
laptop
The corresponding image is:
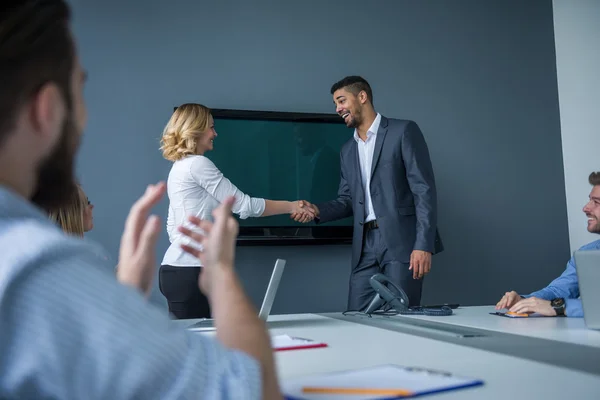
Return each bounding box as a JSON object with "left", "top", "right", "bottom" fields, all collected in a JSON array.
[
  {"left": 574, "top": 250, "right": 600, "bottom": 329},
  {"left": 187, "top": 258, "right": 286, "bottom": 331}
]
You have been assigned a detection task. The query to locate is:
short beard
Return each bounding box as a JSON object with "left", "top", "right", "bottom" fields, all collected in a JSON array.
[
  {"left": 347, "top": 109, "right": 362, "bottom": 129},
  {"left": 31, "top": 115, "right": 80, "bottom": 211}
]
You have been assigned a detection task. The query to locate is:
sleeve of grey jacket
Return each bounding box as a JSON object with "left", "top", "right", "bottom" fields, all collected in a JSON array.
[
  {"left": 315, "top": 152, "right": 353, "bottom": 223},
  {"left": 401, "top": 121, "right": 438, "bottom": 253}
]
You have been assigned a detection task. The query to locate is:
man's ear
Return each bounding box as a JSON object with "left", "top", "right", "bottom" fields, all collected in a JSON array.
[
  {"left": 359, "top": 90, "right": 368, "bottom": 105},
  {"left": 29, "top": 82, "right": 65, "bottom": 143}
]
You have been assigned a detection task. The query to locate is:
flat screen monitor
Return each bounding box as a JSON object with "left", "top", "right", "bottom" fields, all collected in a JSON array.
[{"left": 174, "top": 107, "right": 354, "bottom": 245}]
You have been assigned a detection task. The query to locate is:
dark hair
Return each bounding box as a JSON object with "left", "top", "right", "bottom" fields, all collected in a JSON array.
[
  {"left": 0, "top": 0, "right": 74, "bottom": 146},
  {"left": 589, "top": 172, "right": 600, "bottom": 186},
  {"left": 330, "top": 76, "right": 373, "bottom": 105}
]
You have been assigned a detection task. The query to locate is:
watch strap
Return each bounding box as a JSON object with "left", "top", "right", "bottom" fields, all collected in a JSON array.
[{"left": 551, "top": 298, "right": 566, "bottom": 316}]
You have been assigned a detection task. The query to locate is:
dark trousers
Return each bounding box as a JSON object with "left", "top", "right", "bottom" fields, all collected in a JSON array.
[
  {"left": 347, "top": 227, "right": 423, "bottom": 312},
  {"left": 159, "top": 265, "right": 211, "bottom": 319}
]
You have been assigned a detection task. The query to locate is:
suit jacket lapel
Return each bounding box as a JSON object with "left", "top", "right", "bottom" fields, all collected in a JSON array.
[
  {"left": 371, "top": 115, "right": 388, "bottom": 176},
  {"left": 349, "top": 140, "right": 364, "bottom": 198}
]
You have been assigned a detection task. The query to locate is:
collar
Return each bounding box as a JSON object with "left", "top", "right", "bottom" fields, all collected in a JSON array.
[
  {"left": 0, "top": 185, "right": 49, "bottom": 221},
  {"left": 354, "top": 113, "right": 381, "bottom": 143}
]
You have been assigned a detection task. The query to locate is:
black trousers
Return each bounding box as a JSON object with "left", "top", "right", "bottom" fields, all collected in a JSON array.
[
  {"left": 347, "top": 227, "right": 424, "bottom": 312},
  {"left": 159, "top": 265, "right": 211, "bottom": 319}
]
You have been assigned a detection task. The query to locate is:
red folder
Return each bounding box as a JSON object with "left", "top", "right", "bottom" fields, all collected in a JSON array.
[{"left": 272, "top": 335, "right": 328, "bottom": 352}]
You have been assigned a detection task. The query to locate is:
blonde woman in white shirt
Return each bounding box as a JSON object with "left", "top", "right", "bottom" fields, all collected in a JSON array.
[{"left": 159, "top": 103, "right": 314, "bottom": 319}]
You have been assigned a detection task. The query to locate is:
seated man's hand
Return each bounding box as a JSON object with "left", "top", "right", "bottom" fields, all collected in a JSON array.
[
  {"left": 116, "top": 182, "right": 166, "bottom": 296},
  {"left": 495, "top": 291, "right": 523, "bottom": 310},
  {"left": 177, "top": 196, "right": 239, "bottom": 296},
  {"left": 509, "top": 297, "right": 556, "bottom": 316},
  {"left": 290, "top": 200, "right": 318, "bottom": 223}
]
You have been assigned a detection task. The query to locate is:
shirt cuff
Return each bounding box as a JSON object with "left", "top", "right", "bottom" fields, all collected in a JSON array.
[
  {"left": 237, "top": 197, "right": 265, "bottom": 219},
  {"left": 521, "top": 289, "right": 553, "bottom": 301},
  {"left": 565, "top": 298, "right": 584, "bottom": 318},
  {"left": 244, "top": 198, "right": 265, "bottom": 219}
]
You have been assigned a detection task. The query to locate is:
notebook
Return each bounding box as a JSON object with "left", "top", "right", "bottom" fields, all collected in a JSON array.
[
  {"left": 272, "top": 334, "right": 328, "bottom": 351},
  {"left": 188, "top": 258, "right": 285, "bottom": 331},
  {"left": 489, "top": 311, "right": 531, "bottom": 318},
  {"left": 282, "top": 364, "right": 483, "bottom": 399},
  {"left": 186, "top": 331, "right": 327, "bottom": 351}
]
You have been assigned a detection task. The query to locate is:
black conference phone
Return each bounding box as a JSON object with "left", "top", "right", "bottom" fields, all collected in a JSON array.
[{"left": 363, "top": 273, "right": 453, "bottom": 316}]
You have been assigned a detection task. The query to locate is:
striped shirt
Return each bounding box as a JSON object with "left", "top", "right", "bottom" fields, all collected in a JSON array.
[{"left": 0, "top": 185, "right": 261, "bottom": 399}]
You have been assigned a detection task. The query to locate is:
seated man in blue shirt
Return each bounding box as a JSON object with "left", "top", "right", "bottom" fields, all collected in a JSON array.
[
  {"left": 496, "top": 171, "right": 600, "bottom": 317},
  {"left": 0, "top": 1, "right": 281, "bottom": 399}
]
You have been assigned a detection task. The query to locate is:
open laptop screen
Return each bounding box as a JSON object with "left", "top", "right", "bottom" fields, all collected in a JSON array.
[
  {"left": 187, "top": 258, "right": 286, "bottom": 330},
  {"left": 574, "top": 250, "right": 600, "bottom": 330},
  {"left": 258, "top": 259, "right": 286, "bottom": 320}
]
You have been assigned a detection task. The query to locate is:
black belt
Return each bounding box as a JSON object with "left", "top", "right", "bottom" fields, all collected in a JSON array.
[{"left": 364, "top": 220, "right": 378, "bottom": 231}]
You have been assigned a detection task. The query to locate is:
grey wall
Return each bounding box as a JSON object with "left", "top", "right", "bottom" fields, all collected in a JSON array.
[
  {"left": 70, "top": 0, "right": 569, "bottom": 314},
  {"left": 553, "top": 0, "right": 600, "bottom": 252}
]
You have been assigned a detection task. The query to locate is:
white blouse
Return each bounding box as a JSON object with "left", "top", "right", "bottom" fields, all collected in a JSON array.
[{"left": 161, "top": 155, "right": 265, "bottom": 267}]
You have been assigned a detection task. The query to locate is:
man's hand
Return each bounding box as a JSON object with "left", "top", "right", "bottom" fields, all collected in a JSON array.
[
  {"left": 290, "top": 200, "right": 318, "bottom": 223},
  {"left": 116, "top": 182, "right": 166, "bottom": 296},
  {"left": 179, "top": 197, "right": 283, "bottom": 400},
  {"left": 495, "top": 291, "right": 523, "bottom": 310},
  {"left": 509, "top": 297, "right": 557, "bottom": 316},
  {"left": 409, "top": 250, "right": 431, "bottom": 279},
  {"left": 178, "top": 196, "right": 239, "bottom": 296}
]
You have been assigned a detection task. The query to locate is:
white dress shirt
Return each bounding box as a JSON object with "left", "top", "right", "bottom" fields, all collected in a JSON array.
[
  {"left": 161, "top": 155, "right": 265, "bottom": 267},
  {"left": 353, "top": 113, "right": 381, "bottom": 222}
]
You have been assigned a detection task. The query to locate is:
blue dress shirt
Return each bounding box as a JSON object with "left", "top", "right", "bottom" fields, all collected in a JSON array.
[
  {"left": 523, "top": 239, "right": 600, "bottom": 317},
  {"left": 0, "top": 186, "right": 261, "bottom": 399}
]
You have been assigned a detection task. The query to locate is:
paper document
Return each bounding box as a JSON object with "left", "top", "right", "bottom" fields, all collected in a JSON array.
[
  {"left": 189, "top": 330, "right": 327, "bottom": 351},
  {"left": 282, "top": 364, "right": 483, "bottom": 399},
  {"left": 272, "top": 334, "right": 328, "bottom": 351}
]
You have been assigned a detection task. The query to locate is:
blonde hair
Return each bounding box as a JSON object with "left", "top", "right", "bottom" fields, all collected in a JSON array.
[
  {"left": 47, "top": 183, "right": 87, "bottom": 237},
  {"left": 160, "top": 103, "right": 212, "bottom": 162}
]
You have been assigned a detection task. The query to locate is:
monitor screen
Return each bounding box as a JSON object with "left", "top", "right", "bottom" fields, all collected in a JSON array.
[{"left": 204, "top": 108, "right": 354, "bottom": 244}]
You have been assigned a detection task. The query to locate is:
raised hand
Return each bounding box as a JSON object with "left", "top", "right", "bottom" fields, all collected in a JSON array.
[
  {"left": 177, "top": 196, "right": 239, "bottom": 295},
  {"left": 290, "top": 200, "right": 318, "bottom": 223},
  {"left": 116, "top": 182, "right": 166, "bottom": 296}
]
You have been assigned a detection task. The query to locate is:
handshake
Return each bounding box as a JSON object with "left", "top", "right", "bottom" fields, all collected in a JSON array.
[{"left": 290, "top": 200, "right": 319, "bottom": 223}]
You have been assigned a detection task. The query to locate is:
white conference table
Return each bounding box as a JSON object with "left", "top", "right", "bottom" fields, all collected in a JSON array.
[
  {"left": 177, "top": 307, "right": 600, "bottom": 399},
  {"left": 397, "top": 305, "right": 600, "bottom": 348}
]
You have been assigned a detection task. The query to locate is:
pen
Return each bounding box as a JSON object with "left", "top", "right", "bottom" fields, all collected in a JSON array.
[{"left": 302, "top": 387, "right": 412, "bottom": 396}]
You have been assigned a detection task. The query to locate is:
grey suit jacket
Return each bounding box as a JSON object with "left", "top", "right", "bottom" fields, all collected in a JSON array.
[{"left": 316, "top": 115, "right": 443, "bottom": 268}]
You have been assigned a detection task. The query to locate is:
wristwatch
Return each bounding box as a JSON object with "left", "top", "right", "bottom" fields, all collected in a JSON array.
[{"left": 551, "top": 298, "right": 566, "bottom": 316}]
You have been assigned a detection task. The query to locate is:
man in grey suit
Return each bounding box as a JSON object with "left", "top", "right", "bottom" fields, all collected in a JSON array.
[{"left": 293, "top": 76, "right": 443, "bottom": 312}]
